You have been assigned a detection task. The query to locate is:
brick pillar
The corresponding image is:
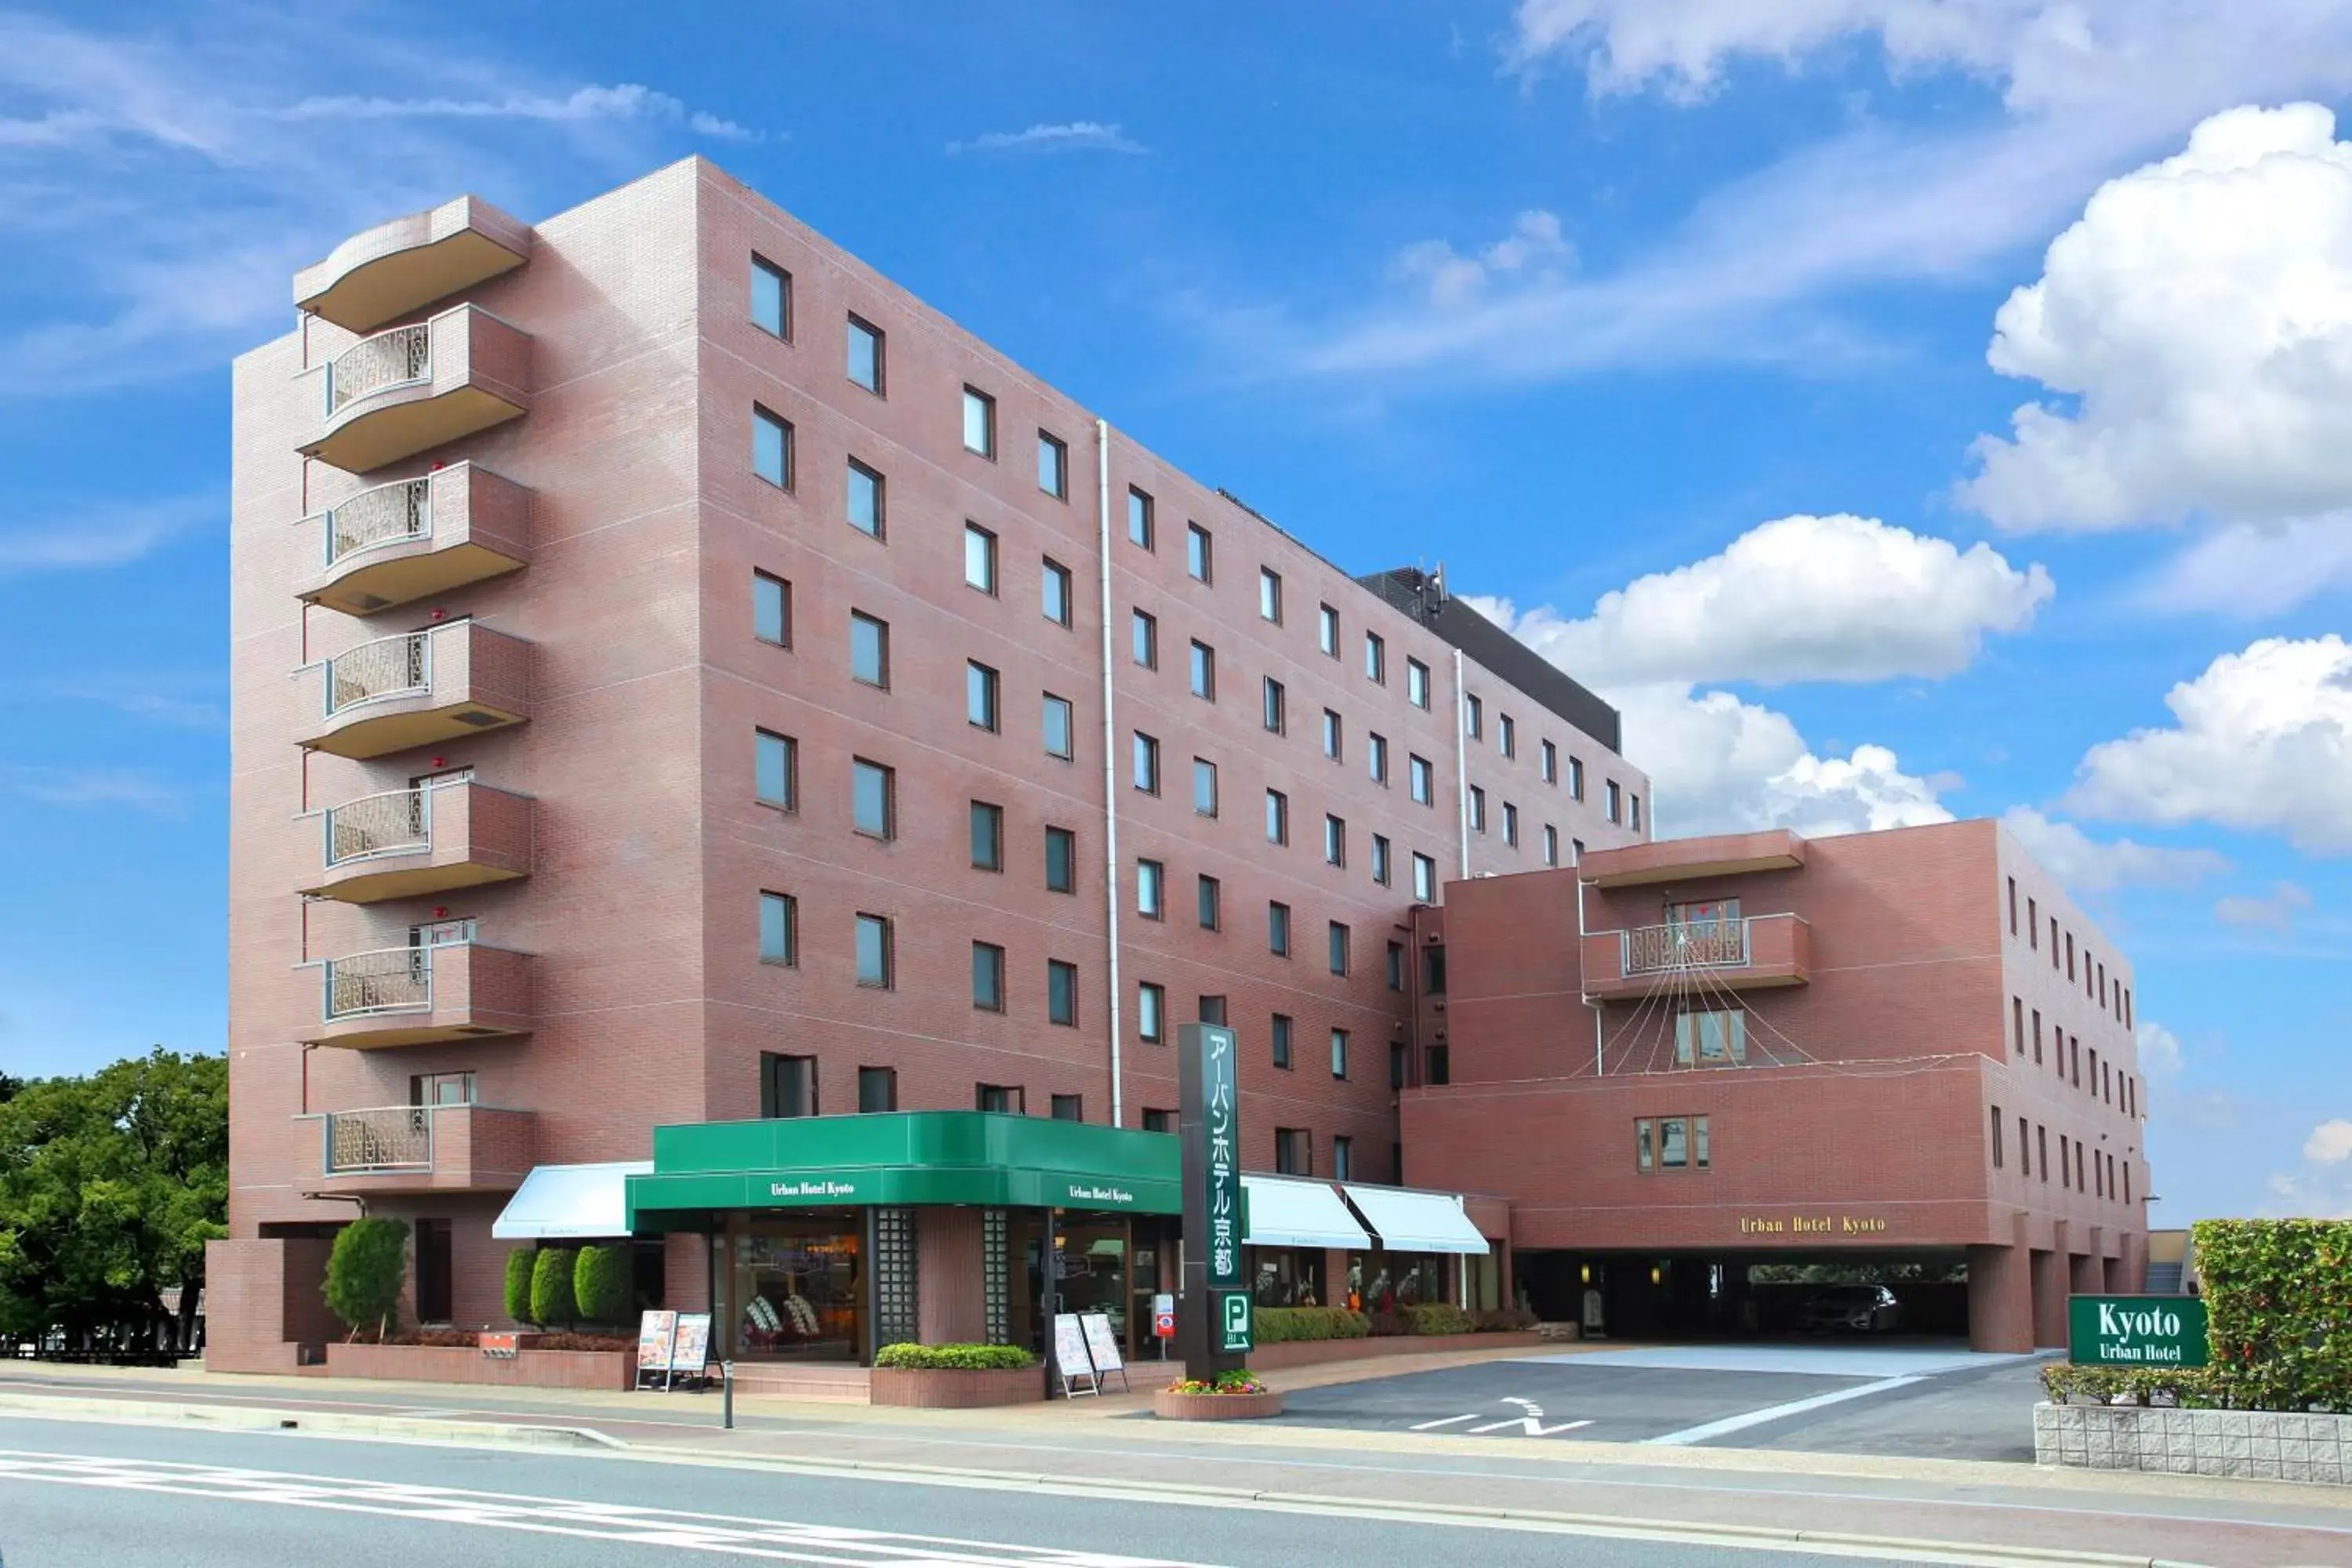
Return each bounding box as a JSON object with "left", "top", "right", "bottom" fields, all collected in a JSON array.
[
  {"left": 2122, "top": 1229, "right": 2148, "bottom": 1294},
  {"left": 1966, "top": 1244, "right": 2032, "bottom": 1352},
  {"left": 917, "top": 1207, "right": 987, "bottom": 1345},
  {"left": 2030, "top": 1247, "right": 2067, "bottom": 1348},
  {"left": 1325, "top": 1247, "right": 1352, "bottom": 1310}
]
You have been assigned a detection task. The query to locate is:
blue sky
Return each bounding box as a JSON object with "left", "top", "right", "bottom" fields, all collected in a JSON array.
[{"left": 3, "top": 1, "right": 2347, "bottom": 1221}]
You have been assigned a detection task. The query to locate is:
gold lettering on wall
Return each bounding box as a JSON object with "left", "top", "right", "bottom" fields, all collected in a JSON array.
[{"left": 1737, "top": 1214, "right": 1889, "bottom": 1236}]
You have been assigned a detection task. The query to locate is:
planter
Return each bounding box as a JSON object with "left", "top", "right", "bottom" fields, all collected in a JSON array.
[
  {"left": 324, "top": 1341, "right": 633, "bottom": 1391},
  {"left": 1251, "top": 1330, "right": 1543, "bottom": 1370},
  {"left": 869, "top": 1364, "right": 1044, "bottom": 1409},
  {"left": 2034, "top": 1401, "right": 2352, "bottom": 1484},
  {"left": 1153, "top": 1387, "right": 1286, "bottom": 1421}
]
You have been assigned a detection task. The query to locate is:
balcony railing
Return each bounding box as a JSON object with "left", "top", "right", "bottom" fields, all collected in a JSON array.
[
  {"left": 1583, "top": 913, "right": 1810, "bottom": 1000},
  {"left": 324, "top": 1105, "right": 432, "bottom": 1173},
  {"left": 324, "top": 630, "right": 430, "bottom": 717},
  {"left": 324, "top": 946, "right": 435, "bottom": 1021},
  {"left": 325, "top": 476, "right": 431, "bottom": 566},
  {"left": 313, "top": 1101, "right": 537, "bottom": 1189},
  {"left": 325, "top": 787, "right": 430, "bottom": 867},
  {"left": 326, "top": 323, "right": 431, "bottom": 416},
  {"left": 1624, "top": 920, "right": 1750, "bottom": 975}
]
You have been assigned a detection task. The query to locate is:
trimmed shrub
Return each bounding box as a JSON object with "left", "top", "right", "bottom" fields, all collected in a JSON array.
[
  {"left": 1406, "top": 1303, "right": 1476, "bottom": 1338},
  {"left": 1365, "top": 1308, "right": 1413, "bottom": 1338},
  {"left": 531, "top": 1333, "right": 635, "bottom": 1352},
  {"left": 1252, "top": 1306, "right": 1370, "bottom": 1343},
  {"left": 2040, "top": 1364, "right": 2236, "bottom": 1408},
  {"left": 573, "top": 1244, "right": 631, "bottom": 1326},
  {"left": 529, "top": 1246, "right": 578, "bottom": 1330},
  {"left": 874, "top": 1343, "right": 1034, "bottom": 1370},
  {"left": 2192, "top": 1218, "right": 2352, "bottom": 1413},
  {"left": 1472, "top": 1308, "right": 1539, "bottom": 1333},
  {"left": 503, "top": 1249, "right": 535, "bottom": 1325},
  {"left": 323, "top": 1217, "right": 408, "bottom": 1341}
]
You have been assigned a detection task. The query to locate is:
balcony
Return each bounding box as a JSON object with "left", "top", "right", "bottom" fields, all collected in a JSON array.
[
  {"left": 308, "top": 1102, "right": 537, "bottom": 1194},
  {"left": 299, "top": 781, "right": 533, "bottom": 904},
  {"left": 298, "top": 463, "right": 531, "bottom": 616},
  {"left": 302, "top": 305, "right": 531, "bottom": 474},
  {"left": 294, "top": 196, "right": 532, "bottom": 335},
  {"left": 296, "top": 619, "right": 529, "bottom": 759},
  {"left": 304, "top": 942, "right": 533, "bottom": 1049},
  {"left": 1581, "top": 913, "right": 1812, "bottom": 1000}
]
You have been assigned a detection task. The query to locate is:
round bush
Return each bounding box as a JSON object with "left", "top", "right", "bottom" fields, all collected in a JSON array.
[
  {"left": 503, "top": 1249, "right": 536, "bottom": 1325},
  {"left": 572, "top": 1244, "right": 630, "bottom": 1326},
  {"left": 529, "top": 1246, "right": 578, "bottom": 1329},
  {"left": 323, "top": 1217, "right": 408, "bottom": 1341}
]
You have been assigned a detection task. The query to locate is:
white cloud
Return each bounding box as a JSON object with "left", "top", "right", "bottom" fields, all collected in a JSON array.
[
  {"left": 0, "top": 765, "right": 183, "bottom": 814},
  {"left": 1396, "top": 211, "right": 1573, "bottom": 309},
  {"left": 2136, "top": 514, "right": 2352, "bottom": 616},
  {"left": 1965, "top": 103, "right": 2352, "bottom": 533},
  {"left": 2136, "top": 1020, "right": 2183, "bottom": 1082},
  {"left": 272, "top": 83, "right": 756, "bottom": 140},
  {"left": 2215, "top": 881, "right": 2314, "bottom": 932},
  {"left": 2063, "top": 635, "right": 2352, "bottom": 854},
  {"left": 1998, "top": 807, "right": 2229, "bottom": 895},
  {"left": 947, "top": 122, "right": 1145, "bottom": 156},
  {"left": 2264, "top": 1126, "right": 2352, "bottom": 1217},
  {"left": 1491, "top": 515, "right": 2049, "bottom": 688},
  {"left": 0, "top": 495, "right": 218, "bottom": 575},
  {"left": 2306, "top": 1119, "right": 2352, "bottom": 1163}
]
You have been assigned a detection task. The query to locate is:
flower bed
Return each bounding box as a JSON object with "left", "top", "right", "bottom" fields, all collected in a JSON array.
[
  {"left": 1153, "top": 1370, "right": 1284, "bottom": 1421},
  {"left": 869, "top": 1343, "right": 1043, "bottom": 1407}
]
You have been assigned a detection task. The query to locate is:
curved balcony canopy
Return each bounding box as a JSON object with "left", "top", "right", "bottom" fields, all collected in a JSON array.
[
  {"left": 304, "top": 942, "right": 533, "bottom": 1049},
  {"left": 298, "top": 780, "right": 533, "bottom": 904},
  {"left": 295, "top": 196, "right": 532, "bottom": 335},
  {"left": 302, "top": 305, "right": 531, "bottom": 474},
  {"left": 307, "top": 1102, "right": 537, "bottom": 1195},
  {"left": 298, "top": 463, "right": 531, "bottom": 616},
  {"left": 296, "top": 619, "right": 530, "bottom": 760},
  {"left": 1580, "top": 829, "right": 1807, "bottom": 889}
]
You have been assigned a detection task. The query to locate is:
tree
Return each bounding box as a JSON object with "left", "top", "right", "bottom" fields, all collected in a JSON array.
[
  {"left": 573, "top": 1244, "right": 630, "bottom": 1326},
  {"left": 504, "top": 1248, "right": 537, "bottom": 1326},
  {"left": 324, "top": 1218, "right": 408, "bottom": 1342},
  {"left": 530, "top": 1246, "right": 578, "bottom": 1329},
  {"left": 0, "top": 1049, "right": 227, "bottom": 1356}
]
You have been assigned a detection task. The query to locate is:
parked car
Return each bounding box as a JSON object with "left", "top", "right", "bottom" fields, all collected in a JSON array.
[{"left": 1798, "top": 1284, "right": 1902, "bottom": 1334}]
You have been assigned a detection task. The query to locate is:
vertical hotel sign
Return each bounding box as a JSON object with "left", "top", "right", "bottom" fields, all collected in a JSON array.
[
  {"left": 1178, "top": 1021, "right": 1250, "bottom": 1369},
  {"left": 1206, "top": 1027, "right": 1241, "bottom": 1294}
]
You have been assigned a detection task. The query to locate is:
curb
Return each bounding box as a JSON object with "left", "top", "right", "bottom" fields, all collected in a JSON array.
[{"left": 0, "top": 1389, "right": 620, "bottom": 1453}]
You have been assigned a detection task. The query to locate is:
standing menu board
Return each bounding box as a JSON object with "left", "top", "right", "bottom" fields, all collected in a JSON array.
[
  {"left": 1051, "top": 1312, "right": 1099, "bottom": 1397},
  {"left": 670, "top": 1312, "right": 713, "bottom": 1385},
  {"left": 1079, "top": 1313, "right": 1129, "bottom": 1392},
  {"left": 634, "top": 1310, "right": 679, "bottom": 1388}
]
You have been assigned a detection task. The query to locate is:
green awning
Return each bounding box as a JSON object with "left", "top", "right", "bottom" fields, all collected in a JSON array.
[{"left": 625, "top": 1110, "right": 1181, "bottom": 1230}]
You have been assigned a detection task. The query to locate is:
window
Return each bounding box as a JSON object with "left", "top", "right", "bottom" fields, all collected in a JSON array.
[
  {"left": 1047, "top": 960, "right": 1079, "bottom": 1025},
  {"left": 2066, "top": 931, "right": 2074, "bottom": 978},
  {"left": 2051, "top": 916, "right": 2060, "bottom": 964},
  {"left": 1468, "top": 786, "right": 1487, "bottom": 833},
  {"left": 2032, "top": 1008, "right": 2043, "bottom": 1064},
  {"left": 1319, "top": 604, "right": 1339, "bottom": 656},
  {"left": 970, "top": 800, "right": 1004, "bottom": 871},
  {"left": 846, "top": 458, "right": 884, "bottom": 538},
  {"left": 1272, "top": 1014, "right": 1294, "bottom": 1069},
  {"left": 1142, "top": 1109, "right": 1173, "bottom": 1134},
  {"left": 1406, "top": 658, "right": 1431, "bottom": 709},
  {"left": 1499, "top": 713, "right": 1516, "bottom": 758},
  {"left": 1631, "top": 793, "right": 1643, "bottom": 832},
  {"left": 1191, "top": 757, "right": 1218, "bottom": 816},
  {"left": 753, "top": 570, "right": 791, "bottom": 645},
  {"left": 1132, "top": 608, "right": 1158, "bottom": 668},
  {"left": 1137, "top": 858, "right": 1165, "bottom": 920},
  {"left": 1327, "top": 921, "right": 1350, "bottom": 976},
  {"left": 2019, "top": 1114, "right": 2031, "bottom": 1176},
  {"left": 1323, "top": 814, "right": 1346, "bottom": 866},
  {"left": 1137, "top": 982, "right": 1165, "bottom": 1043},
  {"left": 1386, "top": 942, "right": 1405, "bottom": 991},
  {"left": 1268, "top": 902, "right": 1291, "bottom": 956},
  {"left": 753, "top": 405, "right": 793, "bottom": 488},
  {"left": 759, "top": 891, "right": 797, "bottom": 965},
  {"left": 2028, "top": 897, "right": 2039, "bottom": 947},
  {"left": 1275, "top": 1127, "right": 1308, "bottom": 1176},
  {"left": 1636, "top": 1119, "right": 1654, "bottom": 1172},
  {"left": 761, "top": 1053, "right": 816, "bottom": 1119},
  {"left": 2008, "top": 877, "right": 2019, "bottom": 936},
  {"left": 1412, "top": 852, "right": 1436, "bottom": 903},
  {"left": 2013, "top": 997, "right": 2024, "bottom": 1058},
  {"left": 1425, "top": 945, "right": 1447, "bottom": 993},
  {"left": 1365, "top": 633, "right": 1386, "bottom": 684},
  {"left": 1540, "top": 739, "right": 1557, "bottom": 783},
  {"left": 1259, "top": 567, "right": 1283, "bottom": 622},
  {"left": 967, "top": 661, "right": 1000, "bottom": 731},
  {"left": 1330, "top": 1028, "right": 1350, "bottom": 1080},
  {"left": 755, "top": 729, "right": 796, "bottom": 809},
  {"left": 1186, "top": 522, "right": 1212, "bottom": 582},
  {"left": 846, "top": 314, "right": 884, "bottom": 393},
  {"left": 751, "top": 255, "right": 790, "bottom": 338},
  {"left": 852, "top": 758, "right": 895, "bottom": 839},
  {"left": 1675, "top": 1008, "right": 1748, "bottom": 1066},
  {"left": 858, "top": 1067, "right": 898, "bottom": 1113},
  {"left": 1573, "top": 837, "right": 1585, "bottom": 862},
  {"left": 1465, "top": 693, "right": 1483, "bottom": 740},
  {"left": 2039, "top": 1124, "right": 2050, "bottom": 1182},
  {"left": 1189, "top": 640, "right": 1216, "bottom": 700},
  {"left": 850, "top": 610, "right": 889, "bottom": 687},
  {"left": 977, "top": 1083, "right": 1022, "bottom": 1113},
  {"left": 1606, "top": 780, "right": 1623, "bottom": 823},
  {"left": 1128, "top": 487, "right": 1154, "bottom": 549},
  {"left": 1332, "top": 1136, "right": 1352, "bottom": 1181},
  {"left": 1038, "top": 430, "right": 1069, "bottom": 499},
  {"left": 1370, "top": 833, "right": 1392, "bottom": 885},
  {"left": 1045, "top": 827, "right": 1076, "bottom": 894},
  {"left": 1261, "top": 676, "right": 1286, "bottom": 734},
  {"left": 1639, "top": 1116, "right": 1709, "bottom": 1171},
  {"left": 855, "top": 913, "right": 894, "bottom": 988},
  {"left": 1265, "top": 789, "right": 1288, "bottom": 844},
  {"left": 1049, "top": 1094, "right": 1083, "bottom": 1123},
  {"left": 1367, "top": 732, "right": 1388, "bottom": 784},
  {"left": 962, "top": 386, "right": 996, "bottom": 456},
  {"left": 1569, "top": 756, "right": 1586, "bottom": 800},
  {"left": 963, "top": 523, "right": 997, "bottom": 593},
  {"left": 1197, "top": 994, "right": 1227, "bottom": 1026},
  {"left": 1409, "top": 754, "right": 1434, "bottom": 805},
  {"left": 1503, "top": 801, "right": 1519, "bottom": 848},
  {"left": 1132, "top": 731, "right": 1161, "bottom": 793},
  {"left": 1038, "top": 558, "right": 1073, "bottom": 626},
  {"left": 972, "top": 941, "right": 1006, "bottom": 1011},
  {"left": 1321, "top": 709, "right": 1342, "bottom": 760},
  {"left": 1043, "top": 693, "right": 1075, "bottom": 760},
  {"left": 1197, "top": 874, "right": 1221, "bottom": 930},
  {"left": 1542, "top": 824, "right": 1559, "bottom": 866}
]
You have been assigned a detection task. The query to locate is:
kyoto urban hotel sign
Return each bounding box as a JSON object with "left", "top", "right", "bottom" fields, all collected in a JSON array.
[
  {"left": 1738, "top": 1214, "right": 1889, "bottom": 1236},
  {"left": 2069, "top": 1294, "right": 2210, "bottom": 1367}
]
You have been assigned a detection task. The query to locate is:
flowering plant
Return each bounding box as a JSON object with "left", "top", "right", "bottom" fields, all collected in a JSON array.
[{"left": 1166, "top": 1370, "right": 1270, "bottom": 1396}]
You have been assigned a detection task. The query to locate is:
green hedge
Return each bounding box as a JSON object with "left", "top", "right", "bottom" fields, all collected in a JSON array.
[
  {"left": 2193, "top": 1218, "right": 2352, "bottom": 1413},
  {"left": 503, "top": 1249, "right": 535, "bottom": 1325},
  {"left": 1252, "top": 1306, "right": 1370, "bottom": 1343},
  {"left": 1406, "top": 1303, "right": 1476, "bottom": 1337},
  {"left": 529, "top": 1246, "right": 578, "bottom": 1329},
  {"left": 1473, "top": 1308, "right": 1539, "bottom": 1333},
  {"left": 874, "top": 1342, "right": 1035, "bottom": 1370},
  {"left": 2041, "top": 1364, "right": 2237, "bottom": 1407},
  {"left": 573, "top": 1244, "right": 631, "bottom": 1325}
]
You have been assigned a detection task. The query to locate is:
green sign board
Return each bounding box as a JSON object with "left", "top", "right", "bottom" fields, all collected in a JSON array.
[
  {"left": 2068, "top": 1294, "right": 2209, "bottom": 1367},
  {"left": 1218, "top": 1290, "right": 1254, "bottom": 1354}
]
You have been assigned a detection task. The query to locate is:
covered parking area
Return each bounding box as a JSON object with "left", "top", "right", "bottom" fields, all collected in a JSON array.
[{"left": 1515, "top": 1247, "right": 1974, "bottom": 1343}]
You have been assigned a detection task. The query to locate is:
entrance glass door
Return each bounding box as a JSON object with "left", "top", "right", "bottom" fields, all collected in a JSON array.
[{"left": 732, "top": 1213, "right": 861, "bottom": 1360}]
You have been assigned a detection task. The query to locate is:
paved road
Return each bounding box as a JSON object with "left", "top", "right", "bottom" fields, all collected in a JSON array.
[{"left": 0, "top": 1417, "right": 1902, "bottom": 1568}]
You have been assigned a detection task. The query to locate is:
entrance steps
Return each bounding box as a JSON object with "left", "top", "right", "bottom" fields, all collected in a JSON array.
[{"left": 728, "top": 1363, "right": 871, "bottom": 1403}]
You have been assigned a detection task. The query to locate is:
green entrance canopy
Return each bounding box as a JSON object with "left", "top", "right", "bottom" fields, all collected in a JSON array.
[{"left": 624, "top": 1110, "right": 1182, "bottom": 1230}]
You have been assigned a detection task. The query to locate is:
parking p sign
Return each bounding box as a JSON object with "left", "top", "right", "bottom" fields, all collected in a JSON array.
[{"left": 1218, "top": 1290, "right": 1254, "bottom": 1354}]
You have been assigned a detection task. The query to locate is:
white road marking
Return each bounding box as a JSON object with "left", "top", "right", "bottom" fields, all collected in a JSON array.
[
  {"left": 1644, "top": 1375, "right": 1927, "bottom": 1446},
  {"left": 1407, "top": 1414, "right": 1477, "bottom": 1430},
  {"left": 0, "top": 1450, "right": 1209, "bottom": 1565},
  {"left": 1465, "top": 1400, "right": 1594, "bottom": 1439}
]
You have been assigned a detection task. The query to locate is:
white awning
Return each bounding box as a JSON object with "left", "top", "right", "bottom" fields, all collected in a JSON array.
[
  {"left": 492, "top": 1161, "right": 652, "bottom": 1240},
  {"left": 1241, "top": 1174, "right": 1371, "bottom": 1250},
  {"left": 1341, "top": 1184, "right": 1491, "bottom": 1255}
]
